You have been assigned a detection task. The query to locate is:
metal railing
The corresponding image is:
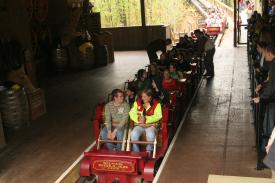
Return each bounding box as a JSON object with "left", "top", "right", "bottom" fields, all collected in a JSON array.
[{"left": 247, "top": 31, "right": 275, "bottom": 170}]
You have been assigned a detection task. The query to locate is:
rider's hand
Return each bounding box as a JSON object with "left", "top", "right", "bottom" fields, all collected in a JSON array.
[
  {"left": 252, "top": 97, "right": 260, "bottom": 104},
  {"left": 255, "top": 84, "right": 262, "bottom": 94},
  {"left": 139, "top": 116, "right": 145, "bottom": 124},
  {"left": 107, "top": 131, "right": 112, "bottom": 139},
  {"left": 266, "top": 144, "right": 272, "bottom": 154},
  {"left": 110, "top": 129, "right": 117, "bottom": 140}
]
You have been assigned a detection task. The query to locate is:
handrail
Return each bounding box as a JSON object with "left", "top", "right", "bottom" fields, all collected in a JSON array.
[
  {"left": 247, "top": 27, "right": 273, "bottom": 170},
  {"left": 97, "top": 126, "right": 128, "bottom": 151}
]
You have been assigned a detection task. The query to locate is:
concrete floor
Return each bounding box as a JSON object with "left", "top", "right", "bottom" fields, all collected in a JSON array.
[
  {"left": 157, "top": 29, "right": 270, "bottom": 183},
  {"left": 0, "top": 51, "right": 149, "bottom": 183}
]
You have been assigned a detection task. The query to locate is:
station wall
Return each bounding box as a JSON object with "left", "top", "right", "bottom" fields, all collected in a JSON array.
[{"left": 0, "top": 0, "right": 32, "bottom": 49}]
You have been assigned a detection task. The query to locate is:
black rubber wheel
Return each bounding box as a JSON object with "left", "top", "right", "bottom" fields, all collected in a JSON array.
[{"left": 77, "top": 176, "right": 96, "bottom": 183}]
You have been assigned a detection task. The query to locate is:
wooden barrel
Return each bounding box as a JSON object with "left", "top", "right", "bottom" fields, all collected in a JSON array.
[
  {"left": 79, "top": 47, "right": 95, "bottom": 70},
  {"left": 94, "top": 31, "right": 114, "bottom": 63},
  {"left": 0, "top": 84, "right": 29, "bottom": 130},
  {"left": 95, "top": 45, "right": 109, "bottom": 67},
  {"left": 53, "top": 47, "right": 68, "bottom": 72},
  {"left": 67, "top": 43, "right": 80, "bottom": 70}
]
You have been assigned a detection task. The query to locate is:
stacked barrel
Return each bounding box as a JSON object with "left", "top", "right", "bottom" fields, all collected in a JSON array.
[
  {"left": 79, "top": 47, "right": 95, "bottom": 70},
  {"left": 53, "top": 46, "right": 68, "bottom": 72},
  {"left": 0, "top": 84, "right": 29, "bottom": 131}
]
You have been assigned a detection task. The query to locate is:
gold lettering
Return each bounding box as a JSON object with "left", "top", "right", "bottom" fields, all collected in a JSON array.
[{"left": 93, "top": 160, "right": 134, "bottom": 172}]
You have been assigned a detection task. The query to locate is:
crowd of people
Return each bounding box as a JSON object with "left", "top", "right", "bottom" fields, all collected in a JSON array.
[
  {"left": 99, "top": 29, "right": 216, "bottom": 155},
  {"left": 248, "top": 1, "right": 275, "bottom": 178}
]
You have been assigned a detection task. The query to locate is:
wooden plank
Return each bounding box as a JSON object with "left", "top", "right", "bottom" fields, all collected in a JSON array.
[
  {"left": 102, "top": 26, "right": 168, "bottom": 50},
  {"left": 208, "top": 175, "right": 274, "bottom": 183}
]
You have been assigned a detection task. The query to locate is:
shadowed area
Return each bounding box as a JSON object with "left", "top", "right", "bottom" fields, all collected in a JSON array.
[{"left": 0, "top": 51, "right": 148, "bottom": 183}]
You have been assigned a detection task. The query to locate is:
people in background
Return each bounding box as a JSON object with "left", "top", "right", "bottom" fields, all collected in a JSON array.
[
  {"left": 162, "top": 70, "right": 178, "bottom": 92},
  {"left": 260, "top": 28, "right": 273, "bottom": 44},
  {"left": 148, "top": 63, "right": 162, "bottom": 88},
  {"left": 253, "top": 45, "right": 275, "bottom": 158},
  {"left": 129, "top": 89, "right": 162, "bottom": 153},
  {"left": 100, "top": 89, "right": 130, "bottom": 150},
  {"left": 158, "top": 52, "right": 170, "bottom": 70},
  {"left": 151, "top": 79, "right": 169, "bottom": 104},
  {"left": 253, "top": 44, "right": 275, "bottom": 105},
  {"left": 146, "top": 38, "right": 172, "bottom": 63},
  {"left": 237, "top": 16, "right": 242, "bottom": 41},
  {"left": 178, "top": 52, "right": 191, "bottom": 72},
  {"left": 176, "top": 35, "right": 191, "bottom": 49},
  {"left": 134, "top": 69, "right": 150, "bottom": 95},
  {"left": 269, "top": 5, "right": 275, "bottom": 16},
  {"left": 147, "top": 64, "right": 170, "bottom": 103},
  {"left": 194, "top": 29, "right": 216, "bottom": 78},
  {"left": 254, "top": 42, "right": 269, "bottom": 84},
  {"left": 169, "top": 63, "right": 183, "bottom": 80},
  {"left": 191, "top": 32, "right": 197, "bottom": 40},
  {"left": 125, "top": 86, "right": 136, "bottom": 107}
]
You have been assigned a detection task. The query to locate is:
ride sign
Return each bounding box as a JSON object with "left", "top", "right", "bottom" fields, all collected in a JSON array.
[{"left": 92, "top": 159, "right": 136, "bottom": 173}]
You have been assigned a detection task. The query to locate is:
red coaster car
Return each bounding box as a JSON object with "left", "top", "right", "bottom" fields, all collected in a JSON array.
[
  {"left": 79, "top": 63, "right": 198, "bottom": 182},
  {"left": 80, "top": 101, "right": 169, "bottom": 183}
]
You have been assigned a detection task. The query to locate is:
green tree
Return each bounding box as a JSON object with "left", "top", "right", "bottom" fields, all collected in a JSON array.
[{"left": 91, "top": 0, "right": 202, "bottom": 33}]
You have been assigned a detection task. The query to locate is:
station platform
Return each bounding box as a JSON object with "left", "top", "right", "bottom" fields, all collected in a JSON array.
[
  {"left": 156, "top": 29, "right": 270, "bottom": 182},
  {"left": 208, "top": 175, "right": 274, "bottom": 183},
  {"left": 0, "top": 29, "right": 272, "bottom": 183}
]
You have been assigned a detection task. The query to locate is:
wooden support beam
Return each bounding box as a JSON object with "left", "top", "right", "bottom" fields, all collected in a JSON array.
[
  {"left": 233, "top": 0, "right": 237, "bottom": 47},
  {"left": 0, "top": 113, "right": 6, "bottom": 149},
  {"left": 140, "top": 0, "right": 146, "bottom": 26}
]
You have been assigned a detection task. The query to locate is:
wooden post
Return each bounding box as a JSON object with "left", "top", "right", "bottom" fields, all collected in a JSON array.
[
  {"left": 234, "top": 0, "right": 237, "bottom": 47},
  {"left": 0, "top": 113, "right": 6, "bottom": 149},
  {"left": 140, "top": 0, "right": 146, "bottom": 26}
]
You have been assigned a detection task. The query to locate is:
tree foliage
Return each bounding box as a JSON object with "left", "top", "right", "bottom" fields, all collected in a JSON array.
[
  {"left": 91, "top": 0, "right": 201, "bottom": 33},
  {"left": 91, "top": 0, "right": 142, "bottom": 27}
]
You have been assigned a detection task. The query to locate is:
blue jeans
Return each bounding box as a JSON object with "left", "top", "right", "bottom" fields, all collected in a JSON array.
[
  {"left": 100, "top": 127, "right": 124, "bottom": 150},
  {"left": 261, "top": 103, "right": 275, "bottom": 152},
  {"left": 263, "top": 103, "right": 275, "bottom": 136},
  {"left": 130, "top": 126, "right": 157, "bottom": 152}
]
